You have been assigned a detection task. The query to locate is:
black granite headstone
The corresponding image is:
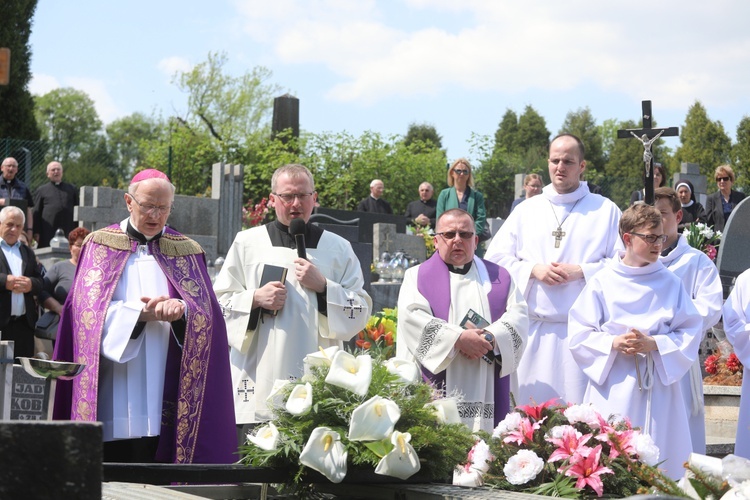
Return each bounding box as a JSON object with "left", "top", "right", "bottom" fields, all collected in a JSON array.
[
  {"left": 716, "top": 197, "right": 750, "bottom": 298},
  {"left": 10, "top": 365, "right": 51, "bottom": 420}
]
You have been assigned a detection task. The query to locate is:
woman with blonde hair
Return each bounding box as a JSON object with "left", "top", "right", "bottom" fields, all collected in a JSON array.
[
  {"left": 436, "top": 158, "right": 487, "bottom": 240},
  {"left": 705, "top": 164, "right": 746, "bottom": 232}
]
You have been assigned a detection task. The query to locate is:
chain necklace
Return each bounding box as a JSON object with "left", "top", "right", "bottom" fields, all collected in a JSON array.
[{"left": 549, "top": 199, "right": 582, "bottom": 248}]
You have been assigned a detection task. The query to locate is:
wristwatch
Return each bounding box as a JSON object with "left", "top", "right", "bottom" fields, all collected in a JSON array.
[{"left": 483, "top": 332, "right": 494, "bottom": 346}]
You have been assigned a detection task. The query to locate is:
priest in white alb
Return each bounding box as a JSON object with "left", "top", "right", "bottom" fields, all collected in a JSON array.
[
  {"left": 655, "top": 187, "right": 723, "bottom": 454},
  {"left": 485, "top": 134, "right": 622, "bottom": 406},
  {"left": 397, "top": 209, "right": 528, "bottom": 432},
  {"left": 213, "top": 164, "right": 372, "bottom": 431}
]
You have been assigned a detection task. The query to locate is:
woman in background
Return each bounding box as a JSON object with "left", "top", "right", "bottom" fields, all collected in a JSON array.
[
  {"left": 630, "top": 162, "right": 667, "bottom": 204},
  {"left": 675, "top": 179, "right": 706, "bottom": 230},
  {"left": 705, "top": 164, "right": 746, "bottom": 232}
]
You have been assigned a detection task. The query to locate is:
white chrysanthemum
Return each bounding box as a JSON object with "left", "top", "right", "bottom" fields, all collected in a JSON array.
[
  {"left": 504, "top": 449, "right": 544, "bottom": 485},
  {"left": 470, "top": 440, "right": 493, "bottom": 474},
  {"left": 633, "top": 432, "right": 660, "bottom": 466},
  {"left": 548, "top": 425, "right": 580, "bottom": 440},
  {"left": 563, "top": 403, "right": 600, "bottom": 428},
  {"left": 493, "top": 411, "right": 522, "bottom": 438}
]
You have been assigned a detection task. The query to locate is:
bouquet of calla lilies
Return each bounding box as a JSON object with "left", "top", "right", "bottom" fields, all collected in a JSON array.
[{"left": 240, "top": 347, "right": 475, "bottom": 489}]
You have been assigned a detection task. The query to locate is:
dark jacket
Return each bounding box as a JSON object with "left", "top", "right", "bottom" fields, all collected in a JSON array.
[
  {"left": 0, "top": 242, "right": 43, "bottom": 329},
  {"left": 705, "top": 190, "right": 746, "bottom": 232}
]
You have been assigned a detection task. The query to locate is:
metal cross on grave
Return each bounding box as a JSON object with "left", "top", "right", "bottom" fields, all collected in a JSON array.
[
  {"left": 237, "top": 379, "right": 254, "bottom": 402},
  {"left": 617, "top": 100, "right": 679, "bottom": 205},
  {"left": 343, "top": 298, "right": 363, "bottom": 319}
]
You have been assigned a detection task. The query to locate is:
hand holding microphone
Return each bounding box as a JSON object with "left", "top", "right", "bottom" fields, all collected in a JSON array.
[{"left": 290, "top": 218, "right": 326, "bottom": 293}]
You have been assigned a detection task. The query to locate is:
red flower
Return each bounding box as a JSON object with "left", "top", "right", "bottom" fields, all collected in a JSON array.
[
  {"left": 546, "top": 426, "right": 592, "bottom": 463},
  {"left": 726, "top": 353, "right": 743, "bottom": 373},
  {"left": 504, "top": 417, "right": 544, "bottom": 446},
  {"left": 517, "top": 397, "right": 559, "bottom": 421},
  {"left": 355, "top": 339, "right": 372, "bottom": 349},
  {"left": 705, "top": 354, "right": 719, "bottom": 375},
  {"left": 705, "top": 244, "right": 717, "bottom": 261}
]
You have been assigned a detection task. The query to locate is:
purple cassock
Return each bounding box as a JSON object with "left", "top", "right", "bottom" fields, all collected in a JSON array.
[
  {"left": 53, "top": 224, "right": 237, "bottom": 464},
  {"left": 416, "top": 252, "right": 512, "bottom": 425}
]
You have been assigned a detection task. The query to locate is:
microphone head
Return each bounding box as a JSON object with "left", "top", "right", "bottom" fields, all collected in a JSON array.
[{"left": 289, "top": 218, "right": 306, "bottom": 236}]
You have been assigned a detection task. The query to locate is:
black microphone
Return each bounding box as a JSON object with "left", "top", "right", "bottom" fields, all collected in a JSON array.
[{"left": 289, "top": 218, "right": 307, "bottom": 260}]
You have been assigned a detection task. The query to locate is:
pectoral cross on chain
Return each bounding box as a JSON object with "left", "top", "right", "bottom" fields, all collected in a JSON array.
[
  {"left": 237, "top": 379, "right": 254, "bottom": 402},
  {"left": 343, "top": 298, "right": 363, "bottom": 319},
  {"left": 552, "top": 227, "right": 566, "bottom": 248}
]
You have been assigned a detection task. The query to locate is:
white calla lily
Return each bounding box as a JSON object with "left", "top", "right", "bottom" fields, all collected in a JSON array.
[
  {"left": 303, "top": 346, "right": 340, "bottom": 375},
  {"left": 348, "top": 395, "right": 401, "bottom": 441},
  {"left": 247, "top": 422, "right": 279, "bottom": 451},
  {"left": 285, "top": 382, "right": 313, "bottom": 416},
  {"left": 266, "top": 379, "right": 291, "bottom": 409},
  {"left": 324, "top": 351, "right": 372, "bottom": 396},
  {"left": 425, "top": 398, "right": 461, "bottom": 424},
  {"left": 299, "top": 427, "right": 348, "bottom": 483},
  {"left": 375, "top": 431, "right": 421, "bottom": 480},
  {"left": 384, "top": 358, "right": 420, "bottom": 385}
]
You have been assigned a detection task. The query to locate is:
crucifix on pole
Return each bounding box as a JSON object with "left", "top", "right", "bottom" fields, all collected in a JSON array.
[{"left": 617, "top": 101, "right": 679, "bottom": 205}]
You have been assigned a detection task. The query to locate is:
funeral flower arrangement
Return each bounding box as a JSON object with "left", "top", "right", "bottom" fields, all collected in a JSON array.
[
  {"left": 704, "top": 341, "right": 744, "bottom": 386},
  {"left": 240, "top": 347, "right": 474, "bottom": 489},
  {"left": 410, "top": 223, "right": 436, "bottom": 258},
  {"left": 242, "top": 197, "right": 270, "bottom": 229},
  {"left": 683, "top": 222, "right": 721, "bottom": 261},
  {"left": 455, "top": 399, "right": 664, "bottom": 498},
  {"left": 356, "top": 308, "right": 398, "bottom": 359}
]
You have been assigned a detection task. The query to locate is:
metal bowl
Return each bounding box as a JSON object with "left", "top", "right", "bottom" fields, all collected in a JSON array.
[{"left": 18, "top": 357, "right": 86, "bottom": 380}]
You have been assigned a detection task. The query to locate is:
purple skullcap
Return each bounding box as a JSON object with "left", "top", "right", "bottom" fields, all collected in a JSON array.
[{"left": 130, "top": 169, "right": 170, "bottom": 184}]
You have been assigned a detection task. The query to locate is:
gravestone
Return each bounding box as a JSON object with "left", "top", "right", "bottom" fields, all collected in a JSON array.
[
  {"left": 314, "top": 207, "right": 407, "bottom": 243},
  {"left": 373, "top": 223, "right": 427, "bottom": 262},
  {"left": 10, "top": 365, "right": 51, "bottom": 420},
  {"left": 716, "top": 197, "right": 750, "bottom": 298},
  {"left": 0, "top": 342, "right": 13, "bottom": 420}
]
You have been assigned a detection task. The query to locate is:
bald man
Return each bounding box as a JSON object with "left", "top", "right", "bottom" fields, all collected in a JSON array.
[
  {"left": 33, "top": 161, "right": 79, "bottom": 248},
  {"left": 357, "top": 179, "right": 393, "bottom": 214}
]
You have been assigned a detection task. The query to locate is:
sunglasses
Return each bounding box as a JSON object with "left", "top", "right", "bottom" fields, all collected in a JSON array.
[
  {"left": 716, "top": 176, "right": 731, "bottom": 182},
  {"left": 436, "top": 231, "right": 474, "bottom": 240},
  {"left": 453, "top": 169, "right": 469, "bottom": 175}
]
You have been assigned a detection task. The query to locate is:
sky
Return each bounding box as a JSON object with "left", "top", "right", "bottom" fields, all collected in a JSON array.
[{"left": 27, "top": 0, "right": 750, "bottom": 163}]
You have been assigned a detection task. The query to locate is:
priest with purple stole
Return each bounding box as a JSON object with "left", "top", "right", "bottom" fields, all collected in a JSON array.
[
  {"left": 53, "top": 169, "right": 236, "bottom": 464},
  {"left": 397, "top": 209, "right": 528, "bottom": 432}
]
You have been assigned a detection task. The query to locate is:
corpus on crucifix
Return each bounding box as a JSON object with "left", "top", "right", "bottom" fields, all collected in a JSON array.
[{"left": 617, "top": 101, "right": 678, "bottom": 205}]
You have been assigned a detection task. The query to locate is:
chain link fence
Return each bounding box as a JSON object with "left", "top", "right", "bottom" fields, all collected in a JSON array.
[{"left": 0, "top": 138, "right": 51, "bottom": 190}]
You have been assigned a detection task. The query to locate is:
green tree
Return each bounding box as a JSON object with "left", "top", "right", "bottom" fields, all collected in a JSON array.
[
  {"left": 471, "top": 133, "right": 527, "bottom": 218},
  {"left": 0, "top": 0, "right": 39, "bottom": 140},
  {"left": 673, "top": 101, "right": 732, "bottom": 191},
  {"left": 106, "top": 112, "right": 162, "bottom": 186},
  {"left": 732, "top": 116, "right": 750, "bottom": 192},
  {"left": 66, "top": 136, "right": 116, "bottom": 188},
  {"left": 516, "top": 105, "right": 550, "bottom": 154},
  {"left": 403, "top": 122, "right": 443, "bottom": 152},
  {"left": 34, "top": 87, "right": 103, "bottom": 162},
  {"left": 494, "top": 109, "right": 519, "bottom": 154},
  {"left": 559, "top": 107, "right": 605, "bottom": 172}
]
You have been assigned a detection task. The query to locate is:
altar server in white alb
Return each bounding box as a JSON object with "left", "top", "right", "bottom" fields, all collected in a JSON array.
[
  {"left": 723, "top": 268, "right": 750, "bottom": 459},
  {"left": 654, "top": 187, "right": 723, "bottom": 455},
  {"left": 397, "top": 209, "right": 528, "bottom": 432},
  {"left": 485, "top": 134, "right": 622, "bottom": 405},
  {"left": 214, "top": 164, "right": 372, "bottom": 426},
  {"left": 569, "top": 204, "right": 703, "bottom": 479}
]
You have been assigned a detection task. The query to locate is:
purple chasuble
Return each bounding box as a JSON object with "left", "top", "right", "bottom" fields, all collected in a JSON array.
[
  {"left": 53, "top": 225, "right": 237, "bottom": 464},
  {"left": 416, "top": 253, "right": 512, "bottom": 424}
]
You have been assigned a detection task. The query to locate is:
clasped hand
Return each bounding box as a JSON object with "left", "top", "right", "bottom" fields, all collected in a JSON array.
[
  {"left": 456, "top": 329, "right": 493, "bottom": 360},
  {"left": 5, "top": 275, "right": 32, "bottom": 294},
  {"left": 613, "top": 328, "right": 657, "bottom": 355},
  {"left": 532, "top": 262, "right": 583, "bottom": 285},
  {"left": 140, "top": 296, "right": 185, "bottom": 322}
]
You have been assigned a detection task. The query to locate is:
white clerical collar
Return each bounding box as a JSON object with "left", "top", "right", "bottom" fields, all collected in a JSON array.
[
  {"left": 120, "top": 218, "right": 163, "bottom": 241},
  {"left": 542, "top": 181, "right": 589, "bottom": 204}
]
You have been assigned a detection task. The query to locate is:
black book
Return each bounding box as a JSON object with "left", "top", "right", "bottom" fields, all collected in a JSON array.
[
  {"left": 260, "top": 264, "right": 288, "bottom": 317},
  {"left": 459, "top": 309, "right": 497, "bottom": 366}
]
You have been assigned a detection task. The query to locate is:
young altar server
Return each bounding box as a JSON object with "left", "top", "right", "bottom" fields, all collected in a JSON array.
[
  {"left": 654, "top": 187, "right": 723, "bottom": 454},
  {"left": 569, "top": 203, "right": 703, "bottom": 479},
  {"left": 723, "top": 268, "right": 750, "bottom": 459}
]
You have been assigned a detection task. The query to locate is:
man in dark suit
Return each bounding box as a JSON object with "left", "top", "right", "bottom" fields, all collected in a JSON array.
[
  {"left": 404, "top": 182, "right": 437, "bottom": 229},
  {"left": 705, "top": 165, "right": 746, "bottom": 232},
  {"left": 0, "top": 206, "right": 43, "bottom": 359},
  {"left": 33, "top": 161, "right": 79, "bottom": 248},
  {"left": 357, "top": 179, "right": 393, "bottom": 214}
]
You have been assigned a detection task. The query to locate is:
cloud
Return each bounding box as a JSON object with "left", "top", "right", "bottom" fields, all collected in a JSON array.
[
  {"left": 230, "top": 0, "right": 750, "bottom": 113},
  {"left": 157, "top": 56, "right": 193, "bottom": 78},
  {"left": 29, "top": 73, "right": 61, "bottom": 96}
]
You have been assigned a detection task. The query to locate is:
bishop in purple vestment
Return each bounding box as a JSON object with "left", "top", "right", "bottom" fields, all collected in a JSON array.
[
  {"left": 396, "top": 209, "right": 529, "bottom": 432},
  {"left": 53, "top": 170, "right": 236, "bottom": 464}
]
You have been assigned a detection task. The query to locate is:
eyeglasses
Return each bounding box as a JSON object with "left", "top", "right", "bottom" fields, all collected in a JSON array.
[
  {"left": 716, "top": 176, "right": 731, "bottom": 183},
  {"left": 436, "top": 231, "right": 474, "bottom": 240},
  {"left": 129, "top": 195, "right": 173, "bottom": 217},
  {"left": 273, "top": 192, "right": 315, "bottom": 204},
  {"left": 629, "top": 232, "right": 668, "bottom": 245},
  {"left": 453, "top": 169, "right": 470, "bottom": 175}
]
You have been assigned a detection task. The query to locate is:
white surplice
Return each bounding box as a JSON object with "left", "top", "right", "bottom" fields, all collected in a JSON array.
[
  {"left": 214, "top": 225, "right": 372, "bottom": 424},
  {"left": 485, "top": 181, "right": 622, "bottom": 405},
  {"left": 569, "top": 255, "right": 703, "bottom": 479},
  {"left": 396, "top": 257, "right": 529, "bottom": 432},
  {"left": 722, "top": 269, "right": 750, "bottom": 459},
  {"left": 98, "top": 221, "right": 171, "bottom": 442},
  {"left": 660, "top": 234, "right": 723, "bottom": 454}
]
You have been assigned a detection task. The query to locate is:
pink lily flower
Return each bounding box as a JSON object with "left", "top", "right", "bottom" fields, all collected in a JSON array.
[
  {"left": 546, "top": 426, "right": 592, "bottom": 463},
  {"left": 503, "top": 417, "right": 545, "bottom": 446},
  {"left": 517, "top": 397, "right": 559, "bottom": 421},
  {"left": 563, "top": 445, "right": 613, "bottom": 497}
]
